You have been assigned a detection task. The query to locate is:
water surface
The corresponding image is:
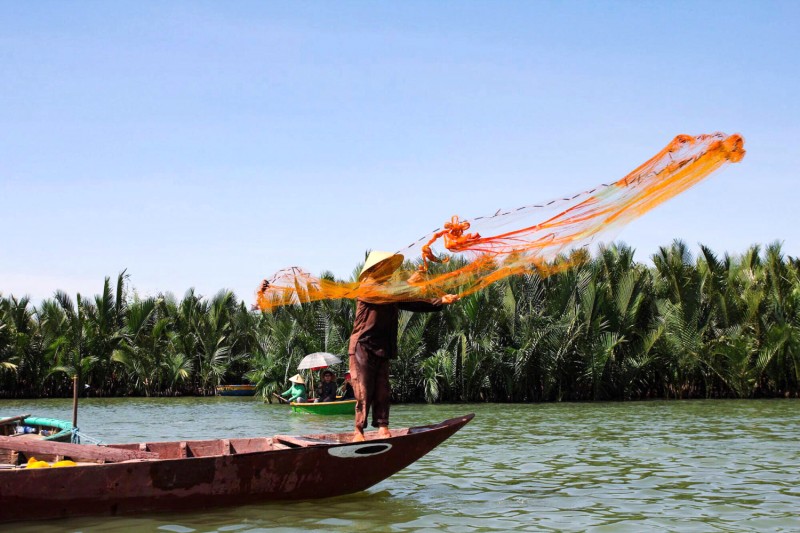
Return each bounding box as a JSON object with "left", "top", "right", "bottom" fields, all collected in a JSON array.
[{"left": 2, "top": 398, "right": 798, "bottom": 532}]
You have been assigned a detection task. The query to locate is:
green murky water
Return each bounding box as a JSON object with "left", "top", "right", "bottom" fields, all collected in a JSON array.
[{"left": 2, "top": 398, "right": 798, "bottom": 532}]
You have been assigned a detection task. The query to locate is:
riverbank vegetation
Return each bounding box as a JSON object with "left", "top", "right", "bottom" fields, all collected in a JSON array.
[{"left": 1, "top": 241, "right": 798, "bottom": 402}]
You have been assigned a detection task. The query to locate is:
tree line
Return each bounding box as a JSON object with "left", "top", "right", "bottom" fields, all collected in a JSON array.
[{"left": 1, "top": 240, "right": 798, "bottom": 402}]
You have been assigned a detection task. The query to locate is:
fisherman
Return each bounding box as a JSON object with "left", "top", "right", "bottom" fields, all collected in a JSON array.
[
  {"left": 280, "top": 374, "right": 308, "bottom": 403},
  {"left": 315, "top": 369, "right": 338, "bottom": 402},
  {"left": 350, "top": 251, "right": 459, "bottom": 441}
]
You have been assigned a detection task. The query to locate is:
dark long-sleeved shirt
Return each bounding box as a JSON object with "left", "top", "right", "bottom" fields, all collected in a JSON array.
[
  {"left": 317, "top": 380, "right": 338, "bottom": 402},
  {"left": 348, "top": 298, "right": 444, "bottom": 359},
  {"left": 341, "top": 382, "right": 355, "bottom": 399}
]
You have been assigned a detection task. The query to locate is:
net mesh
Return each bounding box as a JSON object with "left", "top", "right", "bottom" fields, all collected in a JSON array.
[{"left": 256, "top": 133, "right": 745, "bottom": 311}]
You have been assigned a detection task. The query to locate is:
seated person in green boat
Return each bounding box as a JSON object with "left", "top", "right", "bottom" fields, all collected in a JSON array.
[
  {"left": 315, "top": 370, "right": 338, "bottom": 402},
  {"left": 340, "top": 372, "right": 355, "bottom": 400},
  {"left": 281, "top": 374, "right": 307, "bottom": 403}
]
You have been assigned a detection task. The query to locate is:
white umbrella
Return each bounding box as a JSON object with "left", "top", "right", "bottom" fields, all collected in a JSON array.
[{"left": 297, "top": 352, "right": 342, "bottom": 370}]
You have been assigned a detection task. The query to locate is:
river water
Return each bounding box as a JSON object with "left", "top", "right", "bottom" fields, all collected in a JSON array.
[{"left": 2, "top": 398, "right": 798, "bottom": 532}]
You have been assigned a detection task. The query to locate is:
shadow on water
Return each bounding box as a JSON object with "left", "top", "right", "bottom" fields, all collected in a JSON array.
[
  {"left": 12, "top": 490, "right": 433, "bottom": 533},
  {"left": 3, "top": 398, "right": 800, "bottom": 532}
]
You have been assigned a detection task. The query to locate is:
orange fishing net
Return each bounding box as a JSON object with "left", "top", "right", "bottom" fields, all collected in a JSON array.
[{"left": 256, "top": 133, "right": 745, "bottom": 311}]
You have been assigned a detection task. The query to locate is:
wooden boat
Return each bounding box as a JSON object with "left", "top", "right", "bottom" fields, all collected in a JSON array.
[
  {"left": 290, "top": 398, "right": 356, "bottom": 415},
  {"left": 216, "top": 384, "right": 257, "bottom": 396},
  {"left": 0, "top": 413, "right": 474, "bottom": 523},
  {"left": 0, "top": 414, "right": 76, "bottom": 443}
]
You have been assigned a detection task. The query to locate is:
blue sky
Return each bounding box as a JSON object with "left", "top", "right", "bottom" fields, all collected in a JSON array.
[{"left": 2, "top": 1, "right": 798, "bottom": 303}]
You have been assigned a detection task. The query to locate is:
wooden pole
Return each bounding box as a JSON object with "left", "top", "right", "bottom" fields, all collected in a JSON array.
[
  {"left": 273, "top": 392, "right": 289, "bottom": 404},
  {"left": 72, "top": 375, "right": 79, "bottom": 429}
]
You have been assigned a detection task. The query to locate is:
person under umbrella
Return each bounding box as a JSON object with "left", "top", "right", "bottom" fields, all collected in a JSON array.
[
  {"left": 315, "top": 369, "right": 338, "bottom": 402},
  {"left": 297, "top": 352, "right": 342, "bottom": 395}
]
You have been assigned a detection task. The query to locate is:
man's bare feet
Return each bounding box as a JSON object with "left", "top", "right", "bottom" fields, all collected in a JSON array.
[
  {"left": 377, "top": 426, "right": 391, "bottom": 439},
  {"left": 353, "top": 429, "right": 365, "bottom": 442}
]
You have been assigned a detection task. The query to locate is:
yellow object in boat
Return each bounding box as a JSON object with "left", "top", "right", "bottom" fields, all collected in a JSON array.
[{"left": 26, "top": 457, "right": 51, "bottom": 469}]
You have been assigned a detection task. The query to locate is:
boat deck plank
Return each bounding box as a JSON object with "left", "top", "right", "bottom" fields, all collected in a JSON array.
[{"left": 274, "top": 435, "right": 335, "bottom": 448}]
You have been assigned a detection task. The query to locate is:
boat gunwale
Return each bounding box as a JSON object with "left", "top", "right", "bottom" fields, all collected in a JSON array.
[{"left": 0, "top": 413, "right": 475, "bottom": 467}]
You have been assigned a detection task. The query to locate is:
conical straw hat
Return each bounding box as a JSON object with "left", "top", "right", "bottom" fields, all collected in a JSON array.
[
  {"left": 359, "top": 251, "right": 404, "bottom": 281},
  {"left": 289, "top": 374, "right": 305, "bottom": 384}
]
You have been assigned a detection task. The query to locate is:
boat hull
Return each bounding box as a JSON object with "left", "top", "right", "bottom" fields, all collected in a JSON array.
[
  {"left": 291, "top": 399, "right": 356, "bottom": 415},
  {"left": 0, "top": 414, "right": 473, "bottom": 523}
]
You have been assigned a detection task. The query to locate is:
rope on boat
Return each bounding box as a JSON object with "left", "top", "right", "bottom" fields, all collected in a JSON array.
[{"left": 72, "top": 428, "right": 104, "bottom": 445}]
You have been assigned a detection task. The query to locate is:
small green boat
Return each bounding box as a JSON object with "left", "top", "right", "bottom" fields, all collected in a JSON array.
[
  {"left": 0, "top": 414, "right": 76, "bottom": 443},
  {"left": 290, "top": 399, "right": 356, "bottom": 415}
]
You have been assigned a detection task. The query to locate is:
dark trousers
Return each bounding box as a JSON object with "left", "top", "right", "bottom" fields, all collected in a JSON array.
[{"left": 351, "top": 343, "right": 391, "bottom": 430}]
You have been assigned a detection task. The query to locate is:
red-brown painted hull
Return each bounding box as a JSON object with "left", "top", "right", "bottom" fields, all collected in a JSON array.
[{"left": 0, "top": 414, "right": 473, "bottom": 523}]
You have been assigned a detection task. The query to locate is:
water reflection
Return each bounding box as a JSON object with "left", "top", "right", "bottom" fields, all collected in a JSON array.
[{"left": 3, "top": 399, "right": 799, "bottom": 532}]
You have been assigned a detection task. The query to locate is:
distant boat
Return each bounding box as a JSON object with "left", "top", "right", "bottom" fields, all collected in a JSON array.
[
  {"left": 0, "top": 414, "right": 75, "bottom": 443},
  {"left": 0, "top": 414, "right": 474, "bottom": 523},
  {"left": 216, "top": 384, "right": 256, "bottom": 396},
  {"left": 290, "top": 398, "right": 356, "bottom": 415},
  {"left": 0, "top": 413, "right": 77, "bottom": 467}
]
